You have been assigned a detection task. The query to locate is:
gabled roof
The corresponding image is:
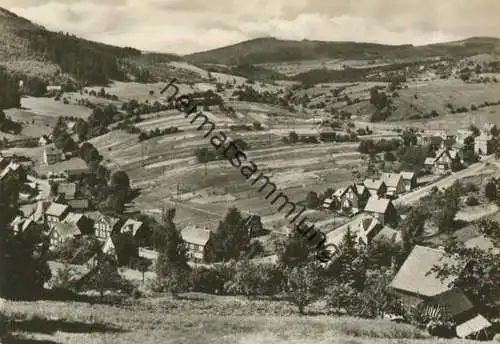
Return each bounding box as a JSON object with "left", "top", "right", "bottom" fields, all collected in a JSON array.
[
  {"left": 364, "top": 196, "right": 392, "bottom": 214},
  {"left": 456, "top": 314, "right": 492, "bottom": 338},
  {"left": 333, "top": 187, "right": 348, "bottom": 198},
  {"left": 424, "top": 157, "right": 436, "bottom": 165},
  {"left": 429, "top": 289, "right": 474, "bottom": 319},
  {"left": 464, "top": 235, "right": 500, "bottom": 254},
  {"left": 381, "top": 173, "right": 402, "bottom": 188},
  {"left": 389, "top": 245, "right": 460, "bottom": 297},
  {"left": 181, "top": 226, "right": 211, "bottom": 246},
  {"left": 120, "top": 219, "right": 144, "bottom": 236},
  {"left": 399, "top": 171, "right": 416, "bottom": 181},
  {"left": 325, "top": 214, "right": 382, "bottom": 247},
  {"left": 372, "top": 226, "right": 402, "bottom": 244},
  {"left": 67, "top": 198, "right": 89, "bottom": 210},
  {"left": 10, "top": 216, "right": 35, "bottom": 233},
  {"left": 355, "top": 184, "right": 369, "bottom": 195},
  {"left": 63, "top": 212, "right": 85, "bottom": 224},
  {"left": 45, "top": 202, "right": 69, "bottom": 217},
  {"left": 363, "top": 178, "right": 385, "bottom": 190},
  {"left": 52, "top": 222, "right": 81, "bottom": 239},
  {"left": 97, "top": 215, "right": 121, "bottom": 228}
]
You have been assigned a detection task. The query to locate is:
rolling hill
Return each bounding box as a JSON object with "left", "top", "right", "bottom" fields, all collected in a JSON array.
[{"left": 185, "top": 36, "right": 500, "bottom": 65}]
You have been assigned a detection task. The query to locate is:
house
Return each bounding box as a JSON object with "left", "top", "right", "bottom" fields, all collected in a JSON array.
[
  {"left": 63, "top": 212, "right": 93, "bottom": 235},
  {"left": 389, "top": 245, "right": 492, "bottom": 339},
  {"left": 38, "top": 135, "right": 52, "bottom": 146},
  {"left": 380, "top": 173, "right": 405, "bottom": 198},
  {"left": 333, "top": 184, "right": 371, "bottom": 213},
  {"left": 10, "top": 216, "right": 37, "bottom": 234},
  {"left": 43, "top": 147, "right": 63, "bottom": 165},
  {"left": 363, "top": 178, "right": 387, "bottom": 197},
  {"left": 94, "top": 215, "right": 123, "bottom": 240},
  {"left": 119, "top": 219, "right": 150, "bottom": 245},
  {"left": 399, "top": 171, "right": 417, "bottom": 192},
  {"left": 57, "top": 182, "right": 77, "bottom": 200},
  {"left": 67, "top": 198, "right": 90, "bottom": 211},
  {"left": 45, "top": 202, "right": 70, "bottom": 226},
  {"left": 363, "top": 196, "right": 399, "bottom": 227},
  {"left": 102, "top": 232, "right": 138, "bottom": 266},
  {"left": 325, "top": 215, "right": 385, "bottom": 249},
  {"left": 456, "top": 130, "right": 474, "bottom": 146},
  {"left": 0, "top": 162, "right": 26, "bottom": 182},
  {"left": 474, "top": 132, "right": 494, "bottom": 155},
  {"left": 181, "top": 226, "right": 214, "bottom": 263},
  {"left": 321, "top": 197, "right": 339, "bottom": 211},
  {"left": 243, "top": 214, "right": 264, "bottom": 237},
  {"left": 371, "top": 226, "right": 403, "bottom": 245},
  {"left": 431, "top": 148, "right": 462, "bottom": 173},
  {"left": 49, "top": 222, "right": 81, "bottom": 247}
]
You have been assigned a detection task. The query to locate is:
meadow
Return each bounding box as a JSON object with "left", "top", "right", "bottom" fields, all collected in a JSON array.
[{"left": 1, "top": 296, "right": 486, "bottom": 344}]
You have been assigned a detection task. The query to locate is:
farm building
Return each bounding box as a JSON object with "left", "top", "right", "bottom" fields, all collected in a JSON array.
[
  {"left": 43, "top": 147, "right": 63, "bottom": 165},
  {"left": 389, "top": 245, "right": 493, "bottom": 340},
  {"left": 63, "top": 212, "right": 93, "bottom": 235},
  {"left": 363, "top": 196, "right": 399, "bottom": 227},
  {"left": 181, "top": 226, "right": 214, "bottom": 263}
]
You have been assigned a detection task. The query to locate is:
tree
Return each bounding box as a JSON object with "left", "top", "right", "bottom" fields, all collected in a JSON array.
[
  {"left": 275, "top": 229, "right": 312, "bottom": 268},
  {"left": 469, "top": 124, "right": 480, "bottom": 137},
  {"left": 212, "top": 207, "right": 249, "bottom": 261},
  {"left": 399, "top": 207, "right": 427, "bottom": 253},
  {"left": 305, "top": 191, "right": 320, "bottom": 209},
  {"left": 477, "top": 219, "right": 500, "bottom": 239},
  {"left": 79, "top": 252, "right": 132, "bottom": 302},
  {"left": 401, "top": 128, "right": 418, "bottom": 147},
  {"left": 288, "top": 131, "right": 299, "bottom": 144},
  {"left": 155, "top": 209, "right": 190, "bottom": 297},
  {"left": 225, "top": 260, "right": 276, "bottom": 299},
  {"left": 282, "top": 262, "right": 324, "bottom": 314},
  {"left": 484, "top": 179, "right": 498, "bottom": 202},
  {"left": 431, "top": 236, "right": 500, "bottom": 316}
]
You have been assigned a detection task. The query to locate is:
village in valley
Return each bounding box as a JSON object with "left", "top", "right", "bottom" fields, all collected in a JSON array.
[{"left": 1, "top": 4, "right": 500, "bottom": 344}]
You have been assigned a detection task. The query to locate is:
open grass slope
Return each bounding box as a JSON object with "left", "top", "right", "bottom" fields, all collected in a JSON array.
[{"left": 0, "top": 296, "right": 483, "bottom": 344}]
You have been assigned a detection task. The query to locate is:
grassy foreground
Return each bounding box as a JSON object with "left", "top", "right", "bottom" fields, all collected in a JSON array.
[{"left": 0, "top": 294, "right": 487, "bottom": 344}]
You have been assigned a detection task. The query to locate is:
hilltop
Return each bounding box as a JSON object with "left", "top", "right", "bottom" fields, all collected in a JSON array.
[{"left": 185, "top": 36, "right": 500, "bottom": 65}]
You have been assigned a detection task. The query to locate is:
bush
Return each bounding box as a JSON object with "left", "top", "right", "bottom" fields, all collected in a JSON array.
[
  {"left": 190, "top": 265, "right": 233, "bottom": 294},
  {"left": 465, "top": 195, "right": 480, "bottom": 206}
]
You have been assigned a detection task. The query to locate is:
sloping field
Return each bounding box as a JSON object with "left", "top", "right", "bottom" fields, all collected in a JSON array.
[
  {"left": 1, "top": 296, "right": 482, "bottom": 344},
  {"left": 21, "top": 96, "right": 92, "bottom": 119}
]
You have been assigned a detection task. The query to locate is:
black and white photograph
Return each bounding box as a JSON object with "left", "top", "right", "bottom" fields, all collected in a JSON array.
[{"left": 0, "top": 0, "right": 500, "bottom": 343}]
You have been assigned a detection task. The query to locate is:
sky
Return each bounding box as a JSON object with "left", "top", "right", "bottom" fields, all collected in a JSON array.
[{"left": 3, "top": 0, "right": 500, "bottom": 55}]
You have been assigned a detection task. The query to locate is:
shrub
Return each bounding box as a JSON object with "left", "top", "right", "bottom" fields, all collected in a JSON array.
[{"left": 465, "top": 195, "right": 480, "bottom": 206}]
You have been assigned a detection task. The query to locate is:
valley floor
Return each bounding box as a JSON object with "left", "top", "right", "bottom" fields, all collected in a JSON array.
[{"left": 0, "top": 295, "right": 486, "bottom": 344}]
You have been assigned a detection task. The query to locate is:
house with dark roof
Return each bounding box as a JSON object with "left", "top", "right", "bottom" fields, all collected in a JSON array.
[
  {"left": 94, "top": 214, "right": 123, "bottom": 240},
  {"left": 119, "top": 219, "right": 151, "bottom": 245},
  {"left": 380, "top": 173, "right": 405, "bottom": 198},
  {"left": 45, "top": 202, "right": 70, "bottom": 226},
  {"left": 432, "top": 148, "right": 462, "bottom": 173},
  {"left": 102, "top": 232, "right": 139, "bottom": 266},
  {"left": 399, "top": 171, "right": 417, "bottom": 192},
  {"left": 363, "top": 196, "right": 399, "bottom": 227},
  {"left": 363, "top": 178, "right": 387, "bottom": 198},
  {"left": 389, "top": 245, "right": 492, "bottom": 339},
  {"left": 181, "top": 226, "right": 214, "bottom": 263}
]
